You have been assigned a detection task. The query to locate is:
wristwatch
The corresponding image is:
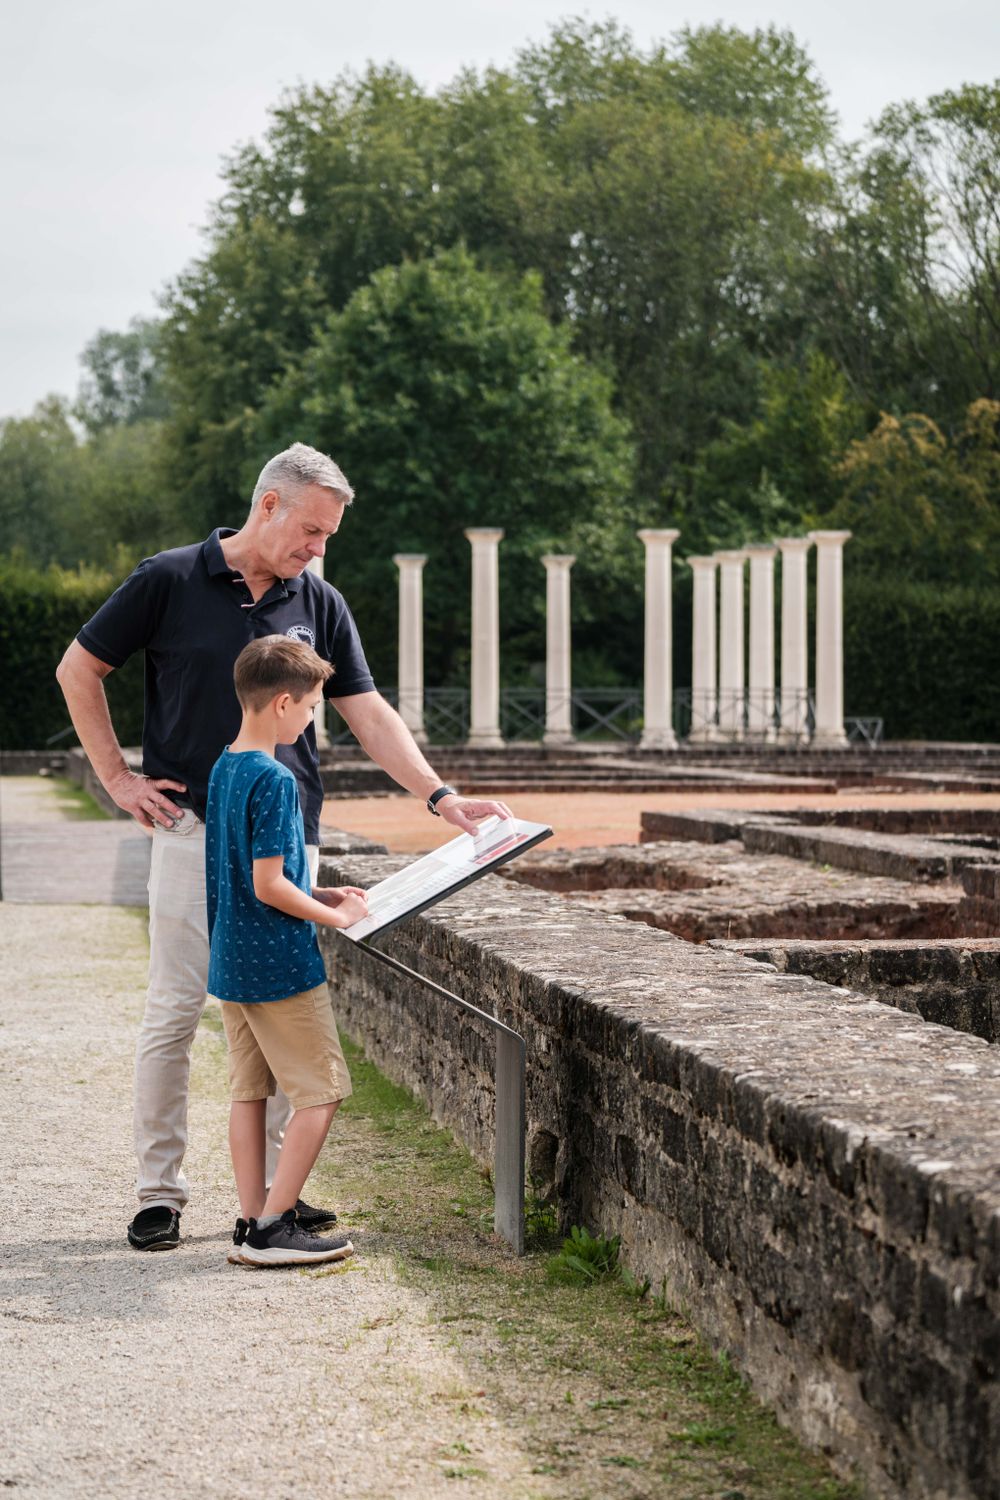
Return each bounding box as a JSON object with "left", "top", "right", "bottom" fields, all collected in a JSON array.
[{"left": 427, "top": 784, "right": 458, "bottom": 816}]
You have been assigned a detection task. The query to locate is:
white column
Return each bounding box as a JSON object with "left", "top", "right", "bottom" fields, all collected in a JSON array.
[
  {"left": 541, "top": 554, "right": 575, "bottom": 746},
  {"left": 745, "top": 544, "right": 777, "bottom": 740},
  {"left": 392, "top": 553, "right": 427, "bottom": 744},
  {"left": 464, "top": 527, "right": 505, "bottom": 748},
  {"left": 809, "top": 530, "right": 852, "bottom": 748},
  {"left": 306, "top": 556, "right": 330, "bottom": 748},
  {"left": 637, "top": 528, "right": 680, "bottom": 751},
  {"left": 687, "top": 556, "right": 718, "bottom": 742},
  {"left": 775, "top": 537, "right": 812, "bottom": 742},
  {"left": 715, "top": 550, "right": 746, "bottom": 739}
]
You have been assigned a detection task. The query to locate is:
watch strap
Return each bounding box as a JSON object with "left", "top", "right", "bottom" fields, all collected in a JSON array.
[{"left": 427, "top": 784, "right": 458, "bottom": 815}]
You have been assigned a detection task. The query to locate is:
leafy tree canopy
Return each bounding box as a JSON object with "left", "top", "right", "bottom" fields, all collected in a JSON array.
[
  {"left": 159, "top": 20, "right": 836, "bottom": 530},
  {"left": 808, "top": 83, "right": 1000, "bottom": 424},
  {"left": 828, "top": 398, "right": 1000, "bottom": 586},
  {"left": 75, "top": 317, "right": 169, "bottom": 436},
  {"left": 249, "top": 246, "right": 636, "bottom": 686}
]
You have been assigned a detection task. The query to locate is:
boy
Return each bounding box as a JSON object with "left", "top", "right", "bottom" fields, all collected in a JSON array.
[{"left": 206, "top": 634, "right": 368, "bottom": 1267}]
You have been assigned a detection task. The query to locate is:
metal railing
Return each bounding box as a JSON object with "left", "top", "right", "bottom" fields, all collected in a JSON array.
[{"left": 326, "top": 688, "right": 881, "bottom": 747}]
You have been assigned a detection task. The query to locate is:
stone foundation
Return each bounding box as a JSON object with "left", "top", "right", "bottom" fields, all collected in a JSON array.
[
  {"left": 319, "top": 856, "right": 1000, "bottom": 1500},
  {"left": 958, "top": 866, "right": 1000, "bottom": 937},
  {"left": 711, "top": 938, "right": 1000, "bottom": 1043},
  {"left": 642, "top": 807, "right": 1000, "bottom": 844},
  {"left": 501, "top": 841, "right": 961, "bottom": 942}
]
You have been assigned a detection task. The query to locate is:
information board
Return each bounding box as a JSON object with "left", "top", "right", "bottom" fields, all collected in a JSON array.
[{"left": 341, "top": 815, "right": 553, "bottom": 942}]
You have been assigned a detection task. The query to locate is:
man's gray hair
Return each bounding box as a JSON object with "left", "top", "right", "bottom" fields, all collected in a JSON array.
[{"left": 250, "top": 442, "right": 354, "bottom": 511}]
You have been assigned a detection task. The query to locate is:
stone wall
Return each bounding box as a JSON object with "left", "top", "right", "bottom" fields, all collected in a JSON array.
[
  {"left": 501, "top": 840, "right": 961, "bottom": 942},
  {"left": 711, "top": 938, "right": 1000, "bottom": 1043},
  {"left": 641, "top": 806, "right": 1000, "bottom": 843},
  {"left": 319, "top": 856, "right": 1000, "bottom": 1500},
  {"left": 0, "top": 750, "right": 68, "bottom": 776},
  {"left": 959, "top": 866, "right": 1000, "bottom": 937}
]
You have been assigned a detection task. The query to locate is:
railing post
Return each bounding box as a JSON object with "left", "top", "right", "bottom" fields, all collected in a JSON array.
[
  {"left": 356, "top": 937, "right": 526, "bottom": 1253},
  {"left": 494, "top": 1030, "right": 527, "bottom": 1253}
]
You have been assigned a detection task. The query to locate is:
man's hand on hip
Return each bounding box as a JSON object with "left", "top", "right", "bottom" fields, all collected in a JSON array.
[
  {"left": 436, "top": 796, "right": 515, "bottom": 836},
  {"left": 110, "top": 769, "right": 188, "bottom": 830}
]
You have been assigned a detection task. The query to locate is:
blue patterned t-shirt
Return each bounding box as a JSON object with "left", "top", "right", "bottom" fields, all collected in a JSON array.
[{"left": 206, "top": 749, "right": 327, "bottom": 1003}]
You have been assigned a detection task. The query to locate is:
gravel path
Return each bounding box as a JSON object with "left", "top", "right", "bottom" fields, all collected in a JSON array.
[{"left": 0, "top": 784, "right": 555, "bottom": 1499}]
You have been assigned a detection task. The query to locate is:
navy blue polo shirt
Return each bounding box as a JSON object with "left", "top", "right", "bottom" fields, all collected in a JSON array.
[{"left": 77, "top": 529, "right": 376, "bottom": 842}]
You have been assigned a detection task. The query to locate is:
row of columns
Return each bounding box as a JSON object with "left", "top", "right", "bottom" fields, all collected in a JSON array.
[
  {"left": 686, "top": 533, "right": 850, "bottom": 746},
  {"left": 390, "top": 528, "right": 852, "bottom": 749}
]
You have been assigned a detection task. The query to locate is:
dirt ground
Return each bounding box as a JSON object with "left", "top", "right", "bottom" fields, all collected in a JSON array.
[{"left": 322, "top": 788, "right": 1000, "bottom": 853}]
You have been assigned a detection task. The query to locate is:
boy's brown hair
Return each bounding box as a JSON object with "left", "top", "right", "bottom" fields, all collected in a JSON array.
[{"left": 233, "top": 635, "right": 334, "bottom": 711}]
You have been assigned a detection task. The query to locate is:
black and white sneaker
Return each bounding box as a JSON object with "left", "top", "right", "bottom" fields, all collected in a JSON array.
[
  {"left": 294, "top": 1197, "right": 338, "bottom": 1231},
  {"left": 127, "top": 1206, "right": 180, "bottom": 1251},
  {"left": 227, "top": 1217, "right": 250, "bottom": 1265},
  {"left": 238, "top": 1209, "right": 354, "bottom": 1267}
]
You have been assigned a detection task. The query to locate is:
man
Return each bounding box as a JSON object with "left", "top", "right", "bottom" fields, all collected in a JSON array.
[{"left": 57, "top": 442, "right": 512, "bottom": 1251}]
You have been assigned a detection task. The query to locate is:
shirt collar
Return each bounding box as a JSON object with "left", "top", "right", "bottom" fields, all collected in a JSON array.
[{"left": 202, "top": 528, "right": 304, "bottom": 594}]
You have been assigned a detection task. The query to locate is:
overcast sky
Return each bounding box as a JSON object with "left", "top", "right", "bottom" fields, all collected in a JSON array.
[{"left": 2, "top": 0, "right": 997, "bottom": 418}]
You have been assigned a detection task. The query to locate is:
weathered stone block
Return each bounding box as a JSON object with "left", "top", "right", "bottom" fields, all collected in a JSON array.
[{"left": 714, "top": 938, "right": 1000, "bottom": 1043}]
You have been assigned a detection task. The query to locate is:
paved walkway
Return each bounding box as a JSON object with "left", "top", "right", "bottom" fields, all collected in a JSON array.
[
  {"left": 0, "top": 781, "right": 553, "bottom": 1500},
  {"left": 1, "top": 777, "right": 151, "bottom": 905}
]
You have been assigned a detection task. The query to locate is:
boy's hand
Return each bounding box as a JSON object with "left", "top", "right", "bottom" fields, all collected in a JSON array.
[
  {"left": 313, "top": 886, "right": 369, "bottom": 927},
  {"left": 313, "top": 885, "right": 367, "bottom": 907}
]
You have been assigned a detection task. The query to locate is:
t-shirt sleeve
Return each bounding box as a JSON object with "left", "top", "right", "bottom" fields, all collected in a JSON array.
[
  {"left": 249, "top": 771, "right": 299, "bottom": 860},
  {"left": 76, "top": 560, "right": 159, "bottom": 668},
  {"left": 324, "top": 592, "right": 376, "bottom": 699}
]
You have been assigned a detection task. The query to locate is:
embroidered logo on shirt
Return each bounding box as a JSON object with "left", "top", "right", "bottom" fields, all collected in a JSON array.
[{"left": 285, "top": 624, "right": 317, "bottom": 648}]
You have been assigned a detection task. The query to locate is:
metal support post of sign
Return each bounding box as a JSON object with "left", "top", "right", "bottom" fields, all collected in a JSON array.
[{"left": 356, "top": 937, "right": 526, "bottom": 1255}]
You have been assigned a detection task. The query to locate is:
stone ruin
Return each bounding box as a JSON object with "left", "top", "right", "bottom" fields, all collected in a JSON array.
[{"left": 317, "top": 788, "right": 1000, "bottom": 1500}]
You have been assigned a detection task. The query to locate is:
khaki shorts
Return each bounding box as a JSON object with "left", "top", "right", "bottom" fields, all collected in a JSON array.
[{"left": 217, "top": 983, "right": 352, "bottom": 1110}]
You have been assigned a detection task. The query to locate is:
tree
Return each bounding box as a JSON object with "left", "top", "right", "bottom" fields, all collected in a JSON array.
[
  {"left": 75, "top": 317, "right": 169, "bottom": 435},
  {"left": 809, "top": 84, "right": 1000, "bottom": 426},
  {"left": 0, "top": 397, "right": 181, "bottom": 571},
  {"left": 0, "top": 398, "right": 84, "bottom": 565},
  {"left": 158, "top": 22, "right": 837, "bottom": 526},
  {"left": 249, "top": 247, "right": 635, "bottom": 687},
  {"left": 828, "top": 398, "right": 1000, "bottom": 585},
  {"left": 681, "top": 352, "right": 865, "bottom": 551}
]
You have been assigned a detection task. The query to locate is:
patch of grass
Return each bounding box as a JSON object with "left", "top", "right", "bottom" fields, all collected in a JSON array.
[
  {"left": 524, "top": 1183, "right": 560, "bottom": 1250},
  {"left": 50, "top": 777, "right": 110, "bottom": 820},
  {"left": 546, "top": 1225, "right": 621, "bottom": 1285},
  {"left": 672, "top": 1420, "right": 738, "bottom": 1448},
  {"left": 198, "top": 1001, "right": 224, "bottom": 1036}
]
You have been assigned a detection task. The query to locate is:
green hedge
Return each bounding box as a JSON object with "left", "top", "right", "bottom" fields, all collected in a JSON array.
[
  {"left": 844, "top": 576, "right": 1000, "bottom": 741},
  {"left": 0, "top": 559, "right": 144, "bottom": 752}
]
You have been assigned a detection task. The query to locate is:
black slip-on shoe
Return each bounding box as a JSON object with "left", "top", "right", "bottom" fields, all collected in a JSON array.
[
  {"left": 294, "top": 1197, "right": 338, "bottom": 1231},
  {"left": 127, "top": 1206, "right": 180, "bottom": 1251},
  {"left": 238, "top": 1210, "right": 354, "bottom": 1268},
  {"left": 227, "top": 1217, "right": 250, "bottom": 1265}
]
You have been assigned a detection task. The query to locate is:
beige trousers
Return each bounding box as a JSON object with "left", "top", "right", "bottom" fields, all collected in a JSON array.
[{"left": 134, "top": 821, "right": 320, "bottom": 1212}]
